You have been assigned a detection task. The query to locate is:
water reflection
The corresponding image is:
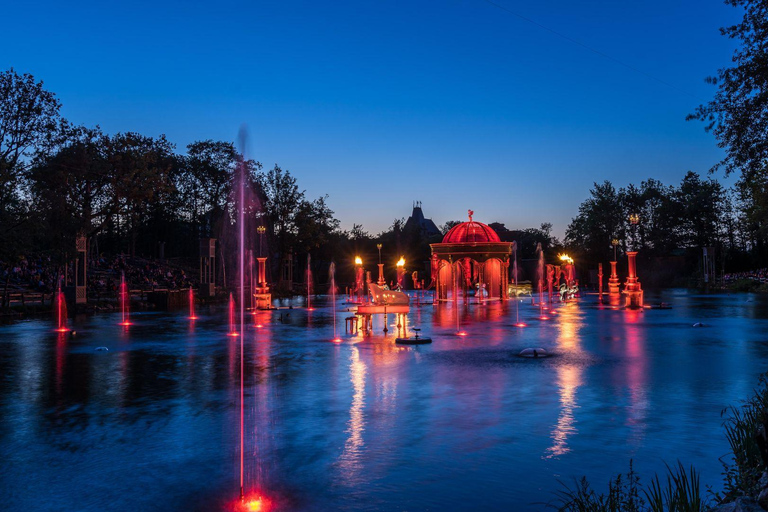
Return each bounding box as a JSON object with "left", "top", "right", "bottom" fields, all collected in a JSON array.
[
  {"left": 546, "top": 305, "right": 584, "bottom": 458},
  {"left": 338, "top": 345, "right": 367, "bottom": 485}
]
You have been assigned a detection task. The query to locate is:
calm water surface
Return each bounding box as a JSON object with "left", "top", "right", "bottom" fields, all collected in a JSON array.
[{"left": 1, "top": 290, "right": 768, "bottom": 511}]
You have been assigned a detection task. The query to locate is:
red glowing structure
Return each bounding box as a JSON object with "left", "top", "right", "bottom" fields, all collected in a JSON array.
[
  {"left": 623, "top": 251, "right": 644, "bottom": 308},
  {"left": 598, "top": 263, "right": 604, "bottom": 303},
  {"left": 228, "top": 293, "right": 239, "bottom": 337},
  {"left": 55, "top": 285, "right": 69, "bottom": 332},
  {"left": 119, "top": 272, "right": 132, "bottom": 326},
  {"left": 430, "top": 210, "right": 512, "bottom": 303}
]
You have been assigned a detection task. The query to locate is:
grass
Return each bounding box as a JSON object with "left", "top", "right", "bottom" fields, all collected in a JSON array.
[{"left": 552, "top": 460, "right": 706, "bottom": 512}]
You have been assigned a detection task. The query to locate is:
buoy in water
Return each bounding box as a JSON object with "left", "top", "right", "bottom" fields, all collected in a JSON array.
[
  {"left": 95, "top": 346, "right": 109, "bottom": 352},
  {"left": 519, "top": 348, "right": 549, "bottom": 358},
  {"left": 692, "top": 322, "right": 705, "bottom": 328}
]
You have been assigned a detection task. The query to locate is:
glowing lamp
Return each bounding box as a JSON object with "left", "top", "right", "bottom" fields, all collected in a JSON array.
[
  {"left": 396, "top": 257, "right": 405, "bottom": 268},
  {"left": 354, "top": 256, "right": 363, "bottom": 266},
  {"left": 558, "top": 254, "right": 574, "bottom": 265},
  {"left": 629, "top": 213, "right": 640, "bottom": 225}
]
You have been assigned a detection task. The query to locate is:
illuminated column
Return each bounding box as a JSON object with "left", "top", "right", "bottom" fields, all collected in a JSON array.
[
  {"left": 623, "top": 251, "right": 643, "bottom": 308},
  {"left": 608, "top": 261, "right": 620, "bottom": 294},
  {"left": 377, "top": 244, "right": 385, "bottom": 286},
  {"left": 396, "top": 257, "right": 406, "bottom": 290},
  {"left": 257, "top": 257, "right": 268, "bottom": 287},
  {"left": 598, "top": 263, "right": 604, "bottom": 302}
]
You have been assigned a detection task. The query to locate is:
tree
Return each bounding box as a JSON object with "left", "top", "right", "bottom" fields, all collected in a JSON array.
[
  {"left": 675, "top": 171, "right": 725, "bottom": 248},
  {"left": 688, "top": 0, "right": 768, "bottom": 249},
  {"left": 0, "top": 68, "right": 63, "bottom": 256},
  {"left": 565, "top": 181, "right": 624, "bottom": 261}
]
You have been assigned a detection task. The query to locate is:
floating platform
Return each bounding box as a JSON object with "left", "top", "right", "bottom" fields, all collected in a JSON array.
[
  {"left": 356, "top": 304, "right": 410, "bottom": 314},
  {"left": 396, "top": 336, "right": 432, "bottom": 345}
]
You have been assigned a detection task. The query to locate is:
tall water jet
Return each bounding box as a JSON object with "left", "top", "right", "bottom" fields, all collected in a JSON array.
[
  {"left": 119, "top": 272, "right": 132, "bottom": 326},
  {"left": 513, "top": 243, "right": 525, "bottom": 328},
  {"left": 228, "top": 293, "right": 239, "bottom": 337},
  {"left": 536, "top": 243, "right": 547, "bottom": 320},
  {"left": 55, "top": 283, "right": 69, "bottom": 332},
  {"left": 306, "top": 254, "right": 313, "bottom": 311},
  {"left": 330, "top": 262, "right": 341, "bottom": 342},
  {"left": 189, "top": 288, "right": 198, "bottom": 320},
  {"left": 454, "top": 262, "right": 466, "bottom": 336}
]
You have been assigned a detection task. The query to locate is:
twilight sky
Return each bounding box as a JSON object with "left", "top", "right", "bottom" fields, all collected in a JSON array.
[{"left": 2, "top": 0, "right": 740, "bottom": 237}]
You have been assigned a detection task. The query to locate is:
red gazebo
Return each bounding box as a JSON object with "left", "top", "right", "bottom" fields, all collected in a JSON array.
[{"left": 430, "top": 210, "right": 512, "bottom": 302}]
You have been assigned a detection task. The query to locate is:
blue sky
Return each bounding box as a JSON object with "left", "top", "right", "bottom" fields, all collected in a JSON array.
[{"left": 2, "top": 0, "right": 741, "bottom": 237}]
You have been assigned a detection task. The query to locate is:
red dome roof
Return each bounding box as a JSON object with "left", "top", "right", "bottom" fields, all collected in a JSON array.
[{"left": 442, "top": 221, "right": 501, "bottom": 244}]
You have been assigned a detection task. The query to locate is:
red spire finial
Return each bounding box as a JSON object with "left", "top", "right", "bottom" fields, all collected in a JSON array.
[{"left": 468, "top": 209, "right": 474, "bottom": 222}]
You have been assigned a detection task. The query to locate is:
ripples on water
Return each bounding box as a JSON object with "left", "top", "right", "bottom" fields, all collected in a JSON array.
[{"left": 1, "top": 290, "right": 767, "bottom": 511}]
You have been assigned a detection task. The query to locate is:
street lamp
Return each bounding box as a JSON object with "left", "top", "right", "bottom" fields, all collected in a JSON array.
[
  {"left": 257, "top": 225, "right": 266, "bottom": 257},
  {"left": 611, "top": 238, "right": 619, "bottom": 262},
  {"left": 376, "top": 244, "right": 385, "bottom": 286}
]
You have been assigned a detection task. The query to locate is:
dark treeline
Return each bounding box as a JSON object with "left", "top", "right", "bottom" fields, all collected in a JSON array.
[
  {"left": 0, "top": 67, "right": 561, "bottom": 292},
  {"left": 563, "top": 173, "right": 756, "bottom": 284}
]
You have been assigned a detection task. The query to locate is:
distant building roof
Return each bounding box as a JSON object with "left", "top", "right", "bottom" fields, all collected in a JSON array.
[{"left": 404, "top": 201, "right": 441, "bottom": 238}]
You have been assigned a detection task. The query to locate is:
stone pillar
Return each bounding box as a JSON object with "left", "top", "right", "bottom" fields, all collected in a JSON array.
[
  {"left": 608, "top": 261, "right": 620, "bottom": 294},
  {"left": 377, "top": 263, "right": 385, "bottom": 286},
  {"left": 623, "top": 251, "right": 643, "bottom": 308},
  {"left": 598, "top": 263, "right": 604, "bottom": 302},
  {"left": 254, "top": 256, "right": 271, "bottom": 309}
]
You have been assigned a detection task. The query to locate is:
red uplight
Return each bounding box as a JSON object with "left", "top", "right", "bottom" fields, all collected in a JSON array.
[
  {"left": 189, "top": 316, "right": 199, "bottom": 320},
  {"left": 539, "top": 316, "right": 549, "bottom": 321},
  {"left": 457, "top": 331, "right": 467, "bottom": 336},
  {"left": 228, "top": 332, "right": 240, "bottom": 337},
  {"left": 55, "top": 327, "right": 70, "bottom": 333},
  {"left": 332, "top": 338, "right": 342, "bottom": 343},
  {"left": 119, "top": 321, "right": 133, "bottom": 326},
  {"left": 515, "top": 323, "right": 527, "bottom": 328},
  {"left": 255, "top": 324, "right": 264, "bottom": 328},
  {"left": 233, "top": 494, "right": 272, "bottom": 512}
]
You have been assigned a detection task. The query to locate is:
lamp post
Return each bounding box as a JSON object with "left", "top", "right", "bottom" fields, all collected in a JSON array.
[
  {"left": 254, "top": 225, "right": 270, "bottom": 308},
  {"left": 609, "top": 238, "right": 620, "bottom": 295},
  {"left": 623, "top": 214, "right": 643, "bottom": 308},
  {"left": 257, "top": 225, "right": 266, "bottom": 257},
  {"left": 377, "top": 244, "right": 385, "bottom": 286}
]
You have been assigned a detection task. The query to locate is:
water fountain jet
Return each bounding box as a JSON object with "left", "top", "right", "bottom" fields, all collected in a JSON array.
[{"left": 119, "top": 272, "right": 132, "bottom": 326}]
